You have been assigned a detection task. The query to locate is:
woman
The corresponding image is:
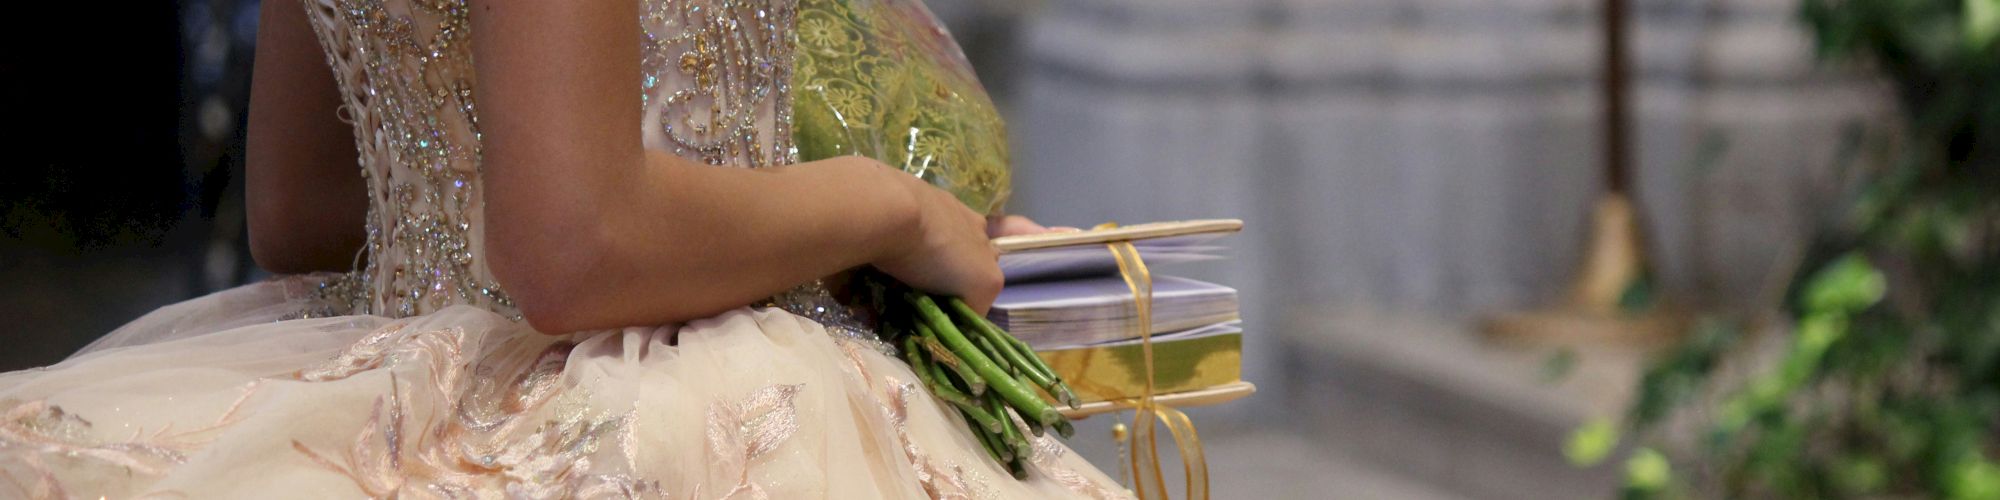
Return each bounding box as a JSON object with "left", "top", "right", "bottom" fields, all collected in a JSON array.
[{"left": 0, "top": 0, "right": 1126, "bottom": 497}]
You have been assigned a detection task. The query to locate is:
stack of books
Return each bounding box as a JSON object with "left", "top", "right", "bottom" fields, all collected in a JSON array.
[{"left": 989, "top": 220, "right": 1251, "bottom": 414}]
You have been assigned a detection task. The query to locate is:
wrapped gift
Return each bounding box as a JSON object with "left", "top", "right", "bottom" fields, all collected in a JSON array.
[
  {"left": 994, "top": 220, "right": 1252, "bottom": 498},
  {"left": 990, "top": 220, "right": 1252, "bottom": 410},
  {"left": 1033, "top": 323, "right": 1242, "bottom": 404},
  {"left": 992, "top": 275, "right": 1238, "bottom": 347}
]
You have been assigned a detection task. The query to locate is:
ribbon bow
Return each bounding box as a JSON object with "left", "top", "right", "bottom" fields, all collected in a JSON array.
[{"left": 1096, "top": 222, "right": 1209, "bottom": 500}]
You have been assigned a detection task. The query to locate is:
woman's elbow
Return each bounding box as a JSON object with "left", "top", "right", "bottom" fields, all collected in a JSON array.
[
  {"left": 489, "top": 242, "right": 581, "bottom": 333},
  {"left": 512, "top": 294, "right": 591, "bottom": 335},
  {"left": 485, "top": 217, "right": 614, "bottom": 334}
]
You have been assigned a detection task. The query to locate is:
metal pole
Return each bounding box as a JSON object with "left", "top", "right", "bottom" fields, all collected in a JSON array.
[{"left": 1603, "top": 0, "right": 1631, "bottom": 194}]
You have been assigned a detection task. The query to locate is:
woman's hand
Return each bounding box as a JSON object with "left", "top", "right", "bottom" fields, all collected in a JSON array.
[
  {"left": 872, "top": 173, "right": 1005, "bottom": 314},
  {"left": 987, "top": 214, "right": 1078, "bottom": 238},
  {"left": 872, "top": 180, "right": 1080, "bottom": 314}
]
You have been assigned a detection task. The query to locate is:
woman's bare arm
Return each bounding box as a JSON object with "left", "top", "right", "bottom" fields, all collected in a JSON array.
[
  {"left": 245, "top": 0, "right": 368, "bottom": 274},
  {"left": 471, "top": 0, "right": 1000, "bottom": 333}
]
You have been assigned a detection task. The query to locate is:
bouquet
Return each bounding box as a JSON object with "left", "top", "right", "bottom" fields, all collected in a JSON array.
[{"left": 865, "top": 277, "right": 1083, "bottom": 478}]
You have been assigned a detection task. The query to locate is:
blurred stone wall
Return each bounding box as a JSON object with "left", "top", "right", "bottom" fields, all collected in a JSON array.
[{"left": 990, "top": 0, "right": 1885, "bottom": 403}]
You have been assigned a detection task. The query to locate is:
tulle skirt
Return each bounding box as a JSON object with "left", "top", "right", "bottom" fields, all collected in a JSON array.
[{"left": 0, "top": 276, "right": 1126, "bottom": 498}]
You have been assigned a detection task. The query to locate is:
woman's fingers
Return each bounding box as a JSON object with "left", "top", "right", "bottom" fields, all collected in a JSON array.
[
  {"left": 987, "top": 214, "right": 1079, "bottom": 238},
  {"left": 873, "top": 183, "right": 1005, "bottom": 312},
  {"left": 986, "top": 215, "right": 1042, "bottom": 237}
]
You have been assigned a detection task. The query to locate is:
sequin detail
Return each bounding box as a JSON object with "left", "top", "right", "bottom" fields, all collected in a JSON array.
[
  {"left": 642, "top": 0, "right": 798, "bottom": 166},
  {"left": 298, "top": 0, "right": 514, "bottom": 319},
  {"left": 762, "top": 280, "right": 894, "bottom": 354}
]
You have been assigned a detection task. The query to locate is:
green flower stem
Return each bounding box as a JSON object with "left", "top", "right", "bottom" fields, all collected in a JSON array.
[
  {"left": 1017, "top": 390, "right": 1047, "bottom": 437},
  {"left": 926, "top": 351, "right": 965, "bottom": 395},
  {"left": 1008, "top": 334, "right": 1062, "bottom": 382},
  {"left": 907, "top": 336, "right": 1004, "bottom": 433},
  {"left": 913, "top": 323, "right": 985, "bottom": 396},
  {"left": 1006, "top": 452, "right": 1029, "bottom": 480},
  {"left": 949, "top": 299, "right": 1052, "bottom": 380},
  {"left": 991, "top": 393, "right": 1030, "bottom": 456},
  {"left": 1051, "top": 416, "right": 1074, "bottom": 439},
  {"left": 908, "top": 293, "right": 1064, "bottom": 426},
  {"left": 948, "top": 297, "right": 1082, "bottom": 409},
  {"left": 973, "top": 333, "right": 1018, "bottom": 376},
  {"left": 973, "top": 418, "right": 1012, "bottom": 463},
  {"left": 949, "top": 401, "right": 1005, "bottom": 435}
]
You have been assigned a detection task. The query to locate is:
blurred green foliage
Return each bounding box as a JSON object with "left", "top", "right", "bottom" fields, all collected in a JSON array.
[{"left": 1597, "top": 0, "right": 2000, "bottom": 497}]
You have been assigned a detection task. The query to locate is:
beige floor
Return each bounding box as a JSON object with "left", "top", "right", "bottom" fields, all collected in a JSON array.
[{"left": 1054, "top": 415, "right": 1464, "bottom": 499}]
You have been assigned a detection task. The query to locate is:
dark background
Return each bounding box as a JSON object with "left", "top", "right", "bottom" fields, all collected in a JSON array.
[{"left": 2, "top": 1, "right": 263, "bottom": 370}]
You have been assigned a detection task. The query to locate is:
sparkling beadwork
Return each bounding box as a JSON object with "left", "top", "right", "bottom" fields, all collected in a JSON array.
[
  {"left": 641, "top": 0, "right": 795, "bottom": 166},
  {"left": 297, "top": 0, "right": 872, "bottom": 343},
  {"left": 300, "top": 0, "right": 514, "bottom": 318}
]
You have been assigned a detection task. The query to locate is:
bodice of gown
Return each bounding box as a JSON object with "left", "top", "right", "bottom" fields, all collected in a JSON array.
[{"left": 295, "top": 0, "right": 1011, "bottom": 329}]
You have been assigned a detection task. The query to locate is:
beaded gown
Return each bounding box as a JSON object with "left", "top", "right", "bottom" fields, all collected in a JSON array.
[{"left": 0, "top": 0, "right": 1127, "bottom": 497}]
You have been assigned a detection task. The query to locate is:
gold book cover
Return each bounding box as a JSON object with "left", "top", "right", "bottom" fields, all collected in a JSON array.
[{"left": 1033, "top": 324, "right": 1242, "bottom": 404}]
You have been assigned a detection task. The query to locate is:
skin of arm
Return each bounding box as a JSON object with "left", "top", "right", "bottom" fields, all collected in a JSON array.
[
  {"left": 244, "top": 0, "right": 1017, "bottom": 333},
  {"left": 245, "top": 0, "right": 370, "bottom": 274},
  {"left": 469, "top": 0, "right": 1001, "bottom": 333}
]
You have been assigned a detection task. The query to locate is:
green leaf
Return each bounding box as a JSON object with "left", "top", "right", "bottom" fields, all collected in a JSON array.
[
  {"left": 1624, "top": 448, "right": 1672, "bottom": 492},
  {"left": 1968, "top": 0, "right": 2000, "bottom": 49},
  {"left": 1565, "top": 417, "right": 1620, "bottom": 466},
  {"left": 1834, "top": 455, "right": 1889, "bottom": 494},
  {"left": 1950, "top": 457, "right": 2000, "bottom": 500},
  {"left": 1801, "top": 253, "right": 1886, "bottom": 313},
  {"left": 1618, "top": 272, "right": 1658, "bottom": 314}
]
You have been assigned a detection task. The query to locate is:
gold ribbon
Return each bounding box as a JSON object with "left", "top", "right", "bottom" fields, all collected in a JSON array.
[{"left": 1096, "top": 223, "right": 1209, "bottom": 500}]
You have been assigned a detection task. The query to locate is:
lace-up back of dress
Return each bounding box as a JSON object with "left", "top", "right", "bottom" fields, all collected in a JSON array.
[{"left": 297, "top": 0, "right": 796, "bottom": 319}]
